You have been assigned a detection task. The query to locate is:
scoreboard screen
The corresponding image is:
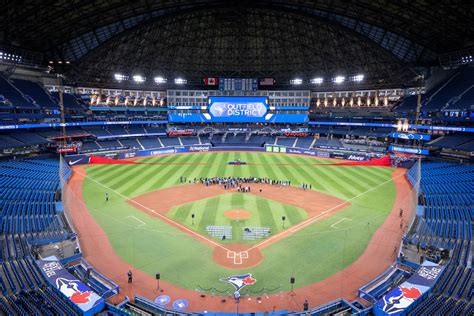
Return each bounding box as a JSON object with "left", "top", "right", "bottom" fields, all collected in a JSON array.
[
  {"left": 168, "top": 96, "right": 308, "bottom": 123},
  {"left": 207, "top": 96, "right": 268, "bottom": 122}
]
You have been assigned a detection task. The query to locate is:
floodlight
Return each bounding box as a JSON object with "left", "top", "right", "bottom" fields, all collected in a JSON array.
[
  {"left": 310, "top": 77, "right": 323, "bottom": 84},
  {"left": 133, "top": 75, "right": 145, "bottom": 83},
  {"left": 174, "top": 78, "right": 187, "bottom": 84},
  {"left": 333, "top": 76, "right": 345, "bottom": 84},
  {"left": 352, "top": 74, "right": 364, "bottom": 82},
  {"left": 114, "top": 73, "right": 127, "bottom": 82},
  {"left": 290, "top": 78, "right": 303, "bottom": 85},
  {"left": 154, "top": 76, "right": 167, "bottom": 84}
]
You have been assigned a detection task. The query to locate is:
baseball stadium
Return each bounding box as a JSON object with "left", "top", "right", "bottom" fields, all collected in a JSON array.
[{"left": 0, "top": 2, "right": 472, "bottom": 316}]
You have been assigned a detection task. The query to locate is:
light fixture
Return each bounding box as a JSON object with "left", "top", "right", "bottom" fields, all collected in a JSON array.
[
  {"left": 114, "top": 73, "right": 127, "bottom": 82},
  {"left": 290, "top": 78, "right": 303, "bottom": 85},
  {"left": 174, "top": 78, "right": 187, "bottom": 84},
  {"left": 333, "top": 76, "right": 345, "bottom": 84},
  {"left": 352, "top": 74, "right": 364, "bottom": 82},
  {"left": 310, "top": 77, "right": 323, "bottom": 84},
  {"left": 133, "top": 75, "right": 145, "bottom": 83},
  {"left": 154, "top": 76, "right": 167, "bottom": 84}
]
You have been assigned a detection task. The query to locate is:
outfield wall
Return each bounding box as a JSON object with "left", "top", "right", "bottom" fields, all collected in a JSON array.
[{"left": 63, "top": 144, "right": 384, "bottom": 166}]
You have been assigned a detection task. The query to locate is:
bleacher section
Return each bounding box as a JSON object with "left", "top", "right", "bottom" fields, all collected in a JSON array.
[
  {"left": 160, "top": 136, "right": 181, "bottom": 147},
  {"left": 314, "top": 138, "right": 343, "bottom": 148},
  {"left": 120, "top": 138, "right": 142, "bottom": 150},
  {"left": 429, "top": 133, "right": 474, "bottom": 152},
  {"left": 275, "top": 137, "right": 296, "bottom": 147},
  {"left": 404, "top": 162, "right": 473, "bottom": 315},
  {"left": 396, "top": 66, "right": 474, "bottom": 112},
  {"left": 0, "top": 135, "right": 25, "bottom": 150},
  {"left": 51, "top": 92, "right": 84, "bottom": 110},
  {"left": 0, "top": 77, "right": 37, "bottom": 109},
  {"left": 294, "top": 137, "right": 313, "bottom": 148},
  {"left": 11, "top": 79, "right": 58, "bottom": 109},
  {"left": 0, "top": 159, "right": 73, "bottom": 240},
  {"left": 8, "top": 131, "right": 49, "bottom": 146},
  {"left": 96, "top": 140, "right": 123, "bottom": 151},
  {"left": 0, "top": 158, "right": 80, "bottom": 315},
  {"left": 179, "top": 136, "right": 200, "bottom": 145},
  {"left": 422, "top": 66, "right": 474, "bottom": 111},
  {"left": 139, "top": 137, "right": 162, "bottom": 149}
]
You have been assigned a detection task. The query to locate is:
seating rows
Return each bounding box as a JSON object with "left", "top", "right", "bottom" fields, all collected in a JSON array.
[
  {"left": 0, "top": 77, "right": 37, "bottom": 109},
  {"left": 430, "top": 133, "right": 474, "bottom": 152},
  {"left": 314, "top": 138, "right": 343, "bottom": 148},
  {"left": 422, "top": 66, "right": 474, "bottom": 111},
  {"left": 0, "top": 159, "right": 71, "bottom": 238},
  {"left": 0, "top": 158, "right": 80, "bottom": 314},
  {"left": 11, "top": 79, "right": 58, "bottom": 109},
  {"left": 275, "top": 137, "right": 296, "bottom": 147},
  {"left": 405, "top": 162, "right": 473, "bottom": 315}
]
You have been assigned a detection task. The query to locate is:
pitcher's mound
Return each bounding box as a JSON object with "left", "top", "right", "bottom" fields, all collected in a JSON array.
[{"left": 224, "top": 209, "right": 252, "bottom": 220}]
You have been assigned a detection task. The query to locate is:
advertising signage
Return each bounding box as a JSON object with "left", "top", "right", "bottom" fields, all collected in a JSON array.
[
  {"left": 389, "top": 133, "right": 431, "bottom": 141},
  {"left": 389, "top": 145, "right": 429, "bottom": 155}
]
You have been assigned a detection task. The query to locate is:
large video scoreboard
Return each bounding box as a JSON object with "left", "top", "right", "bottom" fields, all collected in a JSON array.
[{"left": 168, "top": 96, "right": 308, "bottom": 123}]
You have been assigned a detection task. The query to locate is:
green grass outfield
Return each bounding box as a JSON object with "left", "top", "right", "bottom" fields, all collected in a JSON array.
[
  {"left": 168, "top": 193, "right": 308, "bottom": 243},
  {"left": 80, "top": 152, "right": 396, "bottom": 294}
]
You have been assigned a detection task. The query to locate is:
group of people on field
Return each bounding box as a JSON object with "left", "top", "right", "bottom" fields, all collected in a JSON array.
[{"left": 180, "top": 176, "right": 292, "bottom": 189}]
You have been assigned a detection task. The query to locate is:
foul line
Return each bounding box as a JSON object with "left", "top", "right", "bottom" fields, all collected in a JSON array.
[
  {"left": 330, "top": 218, "right": 352, "bottom": 228},
  {"left": 74, "top": 169, "right": 231, "bottom": 253},
  {"left": 247, "top": 172, "right": 406, "bottom": 252},
  {"left": 125, "top": 215, "right": 146, "bottom": 227}
]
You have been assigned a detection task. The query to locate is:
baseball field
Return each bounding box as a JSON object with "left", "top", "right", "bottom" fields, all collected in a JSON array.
[{"left": 72, "top": 151, "right": 403, "bottom": 299}]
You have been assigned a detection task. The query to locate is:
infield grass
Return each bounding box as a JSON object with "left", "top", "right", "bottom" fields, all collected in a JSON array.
[{"left": 168, "top": 193, "right": 307, "bottom": 243}]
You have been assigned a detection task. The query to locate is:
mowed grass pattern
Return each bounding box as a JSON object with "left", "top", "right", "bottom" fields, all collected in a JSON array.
[
  {"left": 168, "top": 193, "right": 307, "bottom": 243},
  {"left": 81, "top": 152, "right": 396, "bottom": 293}
]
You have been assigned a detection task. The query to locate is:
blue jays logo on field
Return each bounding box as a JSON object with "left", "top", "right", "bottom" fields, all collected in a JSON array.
[
  {"left": 380, "top": 285, "right": 422, "bottom": 314},
  {"left": 220, "top": 273, "right": 256, "bottom": 291}
]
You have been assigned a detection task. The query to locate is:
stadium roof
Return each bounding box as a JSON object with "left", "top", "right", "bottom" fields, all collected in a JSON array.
[{"left": 1, "top": 0, "right": 473, "bottom": 88}]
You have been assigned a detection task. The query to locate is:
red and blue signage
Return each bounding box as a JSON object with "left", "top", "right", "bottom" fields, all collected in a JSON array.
[
  {"left": 373, "top": 261, "right": 443, "bottom": 315},
  {"left": 38, "top": 258, "right": 104, "bottom": 316}
]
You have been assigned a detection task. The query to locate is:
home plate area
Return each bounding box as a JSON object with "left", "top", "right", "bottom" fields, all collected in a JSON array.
[{"left": 227, "top": 250, "right": 249, "bottom": 265}]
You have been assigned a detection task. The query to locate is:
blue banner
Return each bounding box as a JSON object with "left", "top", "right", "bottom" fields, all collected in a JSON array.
[
  {"left": 309, "top": 121, "right": 474, "bottom": 133},
  {"left": 389, "top": 146, "right": 429, "bottom": 155},
  {"left": 389, "top": 133, "right": 431, "bottom": 141},
  {"left": 178, "top": 145, "right": 211, "bottom": 152},
  {"left": 118, "top": 148, "right": 176, "bottom": 159},
  {"left": 266, "top": 145, "right": 331, "bottom": 158},
  {"left": 374, "top": 261, "right": 443, "bottom": 315},
  {"left": 0, "top": 119, "right": 472, "bottom": 132},
  {"left": 168, "top": 113, "right": 308, "bottom": 123},
  {"left": 0, "top": 120, "right": 168, "bottom": 130},
  {"left": 38, "top": 258, "right": 104, "bottom": 316}
]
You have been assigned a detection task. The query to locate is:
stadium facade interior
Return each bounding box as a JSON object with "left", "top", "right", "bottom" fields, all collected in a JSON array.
[{"left": 0, "top": 1, "right": 472, "bottom": 315}]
